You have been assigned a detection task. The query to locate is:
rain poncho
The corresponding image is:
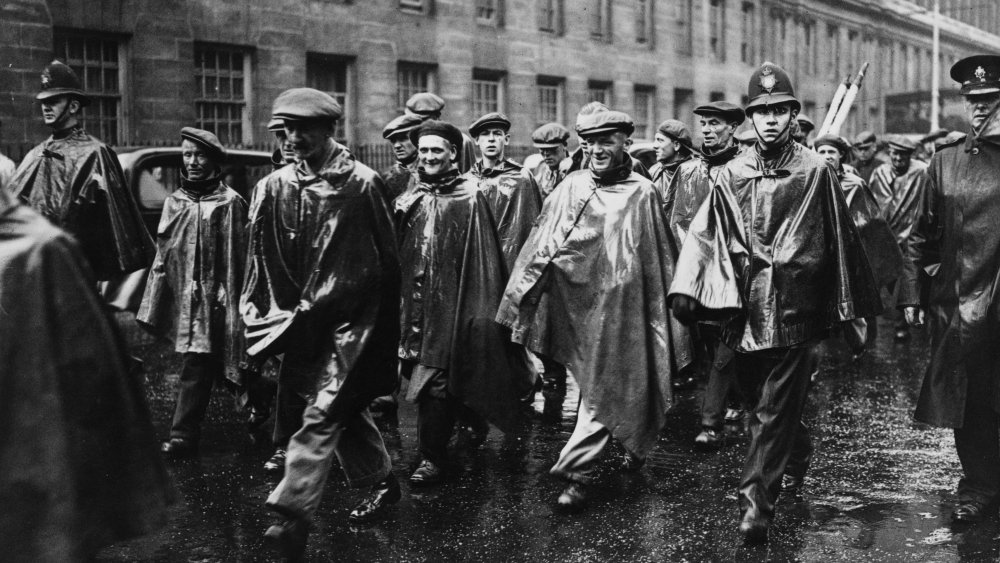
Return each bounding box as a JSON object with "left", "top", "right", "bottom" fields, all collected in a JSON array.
[
  {"left": 837, "top": 169, "right": 903, "bottom": 293},
  {"left": 465, "top": 159, "right": 542, "bottom": 274},
  {"left": 664, "top": 144, "right": 739, "bottom": 250},
  {"left": 869, "top": 159, "right": 930, "bottom": 248},
  {"left": 381, "top": 158, "right": 418, "bottom": 201}
]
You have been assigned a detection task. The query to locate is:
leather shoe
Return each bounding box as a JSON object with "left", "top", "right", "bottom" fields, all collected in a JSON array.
[
  {"left": 952, "top": 500, "right": 993, "bottom": 523},
  {"left": 349, "top": 474, "right": 402, "bottom": 523},
  {"left": 724, "top": 408, "right": 746, "bottom": 424},
  {"left": 694, "top": 428, "right": 723, "bottom": 448},
  {"left": 738, "top": 511, "right": 771, "bottom": 543},
  {"left": 409, "top": 459, "right": 445, "bottom": 486},
  {"left": 264, "top": 449, "right": 287, "bottom": 474},
  {"left": 161, "top": 438, "right": 197, "bottom": 458},
  {"left": 556, "top": 482, "right": 588, "bottom": 511},
  {"left": 264, "top": 518, "right": 309, "bottom": 562}
]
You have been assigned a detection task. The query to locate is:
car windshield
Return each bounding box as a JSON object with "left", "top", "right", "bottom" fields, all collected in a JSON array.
[{"left": 131, "top": 153, "right": 272, "bottom": 211}]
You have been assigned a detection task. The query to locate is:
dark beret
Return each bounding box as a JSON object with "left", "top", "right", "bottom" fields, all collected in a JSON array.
[
  {"left": 271, "top": 88, "right": 343, "bottom": 121},
  {"left": 853, "top": 130, "right": 877, "bottom": 146},
  {"left": 531, "top": 123, "right": 571, "bottom": 147},
  {"left": 576, "top": 110, "right": 634, "bottom": 138},
  {"left": 405, "top": 92, "right": 446, "bottom": 116},
  {"left": 180, "top": 127, "right": 226, "bottom": 161},
  {"left": 887, "top": 136, "right": 918, "bottom": 153},
  {"left": 409, "top": 120, "right": 464, "bottom": 160},
  {"left": 656, "top": 119, "right": 693, "bottom": 148},
  {"left": 469, "top": 112, "right": 511, "bottom": 137},
  {"left": 812, "top": 134, "right": 851, "bottom": 156},
  {"left": 382, "top": 113, "right": 425, "bottom": 140},
  {"left": 693, "top": 102, "right": 745, "bottom": 125}
]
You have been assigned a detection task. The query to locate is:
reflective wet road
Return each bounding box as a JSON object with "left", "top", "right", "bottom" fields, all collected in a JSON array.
[{"left": 99, "top": 319, "right": 1000, "bottom": 562}]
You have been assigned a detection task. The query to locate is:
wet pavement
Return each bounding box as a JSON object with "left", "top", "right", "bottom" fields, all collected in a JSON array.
[{"left": 99, "top": 319, "right": 1000, "bottom": 562}]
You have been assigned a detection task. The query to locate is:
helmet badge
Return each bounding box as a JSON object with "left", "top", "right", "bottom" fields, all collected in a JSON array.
[
  {"left": 759, "top": 65, "right": 776, "bottom": 93},
  {"left": 975, "top": 66, "right": 987, "bottom": 82}
]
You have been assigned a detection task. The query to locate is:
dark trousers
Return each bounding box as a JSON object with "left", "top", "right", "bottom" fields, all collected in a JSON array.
[
  {"left": 735, "top": 342, "right": 819, "bottom": 523},
  {"left": 408, "top": 363, "right": 488, "bottom": 466},
  {"left": 170, "top": 352, "right": 225, "bottom": 441},
  {"left": 267, "top": 380, "right": 392, "bottom": 520},
  {"left": 955, "top": 348, "right": 1000, "bottom": 505},
  {"left": 700, "top": 338, "right": 738, "bottom": 430},
  {"left": 273, "top": 353, "right": 317, "bottom": 450}
]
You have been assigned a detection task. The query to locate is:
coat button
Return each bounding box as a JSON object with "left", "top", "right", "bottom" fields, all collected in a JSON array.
[{"left": 972, "top": 148, "right": 980, "bottom": 155}]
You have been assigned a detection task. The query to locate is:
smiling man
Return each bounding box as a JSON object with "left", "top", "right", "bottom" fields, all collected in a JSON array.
[
  {"left": 900, "top": 55, "right": 1000, "bottom": 526},
  {"left": 669, "top": 62, "right": 881, "bottom": 543}
]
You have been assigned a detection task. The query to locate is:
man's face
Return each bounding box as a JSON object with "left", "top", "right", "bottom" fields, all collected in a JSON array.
[
  {"left": 854, "top": 142, "right": 876, "bottom": 162},
  {"left": 181, "top": 139, "right": 216, "bottom": 181},
  {"left": 700, "top": 116, "right": 736, "bottom": 150},
  {"left": 750, "top": 105, "right": 794, "bottom": 146},
  {"left": 274, "top": 131, "right": 297, "bottom": 162},
  {"left": 653, "top": 132, "right": 678, "bottom": 163},
  {"left": 418, "top": 135, "right": 456, "bottom": 175},
  {"left": 585, "top": 132, "right": 630, "bottom": 172},
  {"left": 538, "top": 145, "right": 566, "bottom": 170},
  {"left": 284, "top": 119, "right": 332, "bottom": 162},
  {"left": 389, "top": 132, "right": 417, "bottom": 162},
  {"left": 963, "top": 92, "right": 1000, "bottom": 130},
  {"left": 888, "top": 148, "right": 912, "bottom": 173},
  {"left": 816, "top": 145, "right": 842, "bottom": 169},
  {"left": 40, "top": 95, "right": 78, "bottom": 128},
  {"left": 476, "top": 128, "right": 509, "bottom": 160}
]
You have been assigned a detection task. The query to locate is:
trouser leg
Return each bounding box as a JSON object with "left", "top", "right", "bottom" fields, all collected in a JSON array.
[
  {"left": 170, "top": 352, "right": 223, "bottom": 441},
  {"left": 783, "top": 422, "right": 814, "bottom": 481},
  {"left": 954, "top": 360, "right": 1000, "bottom": 505},
  {"left": 550, "top": 398, "right": 612, "bottom": 484},
  {"left": 540, "top": 354, "right": 567, "bottom": 394},
  {"left": 417, "top": 397, "right": 455, "bottom": 466},
  {"left": 273, "top": 354, "right": 313, "bottom": 449},
  {"left": 700, "top": 341, "right": 737, "bottom": 430},
  {"left": 736, "top": 343, "right": 818, "bottom": 522},
  {"left": 455, "top": 401, "right": 489, "bottom": 435}
]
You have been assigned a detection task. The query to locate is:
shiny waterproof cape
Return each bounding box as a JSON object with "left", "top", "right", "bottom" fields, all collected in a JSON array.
[
  {"left": 381, "top": 159, "right": 418, "bottom": 202},
  {"left": 137, "top": 180, "right": 248, "bottom": 383},
  {"left": 496, "top": 169, "right": 691, "bottom": 456},
  {"left": 8, "top": 127, "right": 154, "bottom": 279},
  {"left": 854, "top": 153, "right": 889, "bottom": 185},
  {"left": 869, "top": 160, "right": 930, "bottom": 247},
  {"left": 0, "top": 196, "right": 173, "bottom": 562},
  {"left": 669, "top": 141, "right": 883, "bottom": 352},
  {"left": 395, "top": 173, "right": 535, "bottom": 431},
  {"left": 838, "top": 169, "right": 903, "bottom": 293},
  {"left": 900, "top": 115, "right": 1000, "bottom": 427},
  {"left": 649, "top": 155, "right": 692, "bottom": 216},
  {"left": 529, "top": 160, "right": 564, "bottom": 199},
  {"left": 240, "top": 145, "right": 400, "bottom": 411},
  {"left": 465, "top": 159, "right": 543, "bottom": 274},
  {"left": 663, "top": 146, "right": 739, "bottom": 251}
]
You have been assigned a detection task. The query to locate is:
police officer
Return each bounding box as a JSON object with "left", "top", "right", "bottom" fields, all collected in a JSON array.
[{"left": 901, "top": 55, "right": 1000, "bottom": 524}]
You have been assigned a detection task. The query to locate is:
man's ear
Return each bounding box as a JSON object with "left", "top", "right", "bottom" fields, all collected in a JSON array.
[
  {"left": 68, "top": 98, "right": 81, "bottom": 115},
  {"left": 790, "top": 108, "right": 800, "bottom": 119}
]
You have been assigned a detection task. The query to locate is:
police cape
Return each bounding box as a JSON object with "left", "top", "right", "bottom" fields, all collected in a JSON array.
[
  {"left": 8, "top": 126, "right": 153, "bottom": 279},
  {"left": 240, "top": 145, "right": 400, "bottom": 412},
  {"left": 900, "top": 109, "right": 1000, "bottom": 427},
  {"left": 396, "top": 170, "right": 535, "bottom": 431},
  {"left": 496, "top": 167, "right": 692, "bottom": 457},
  {"left": 466, "top": 159, "right": 543, "bottom": 273},
  {"left": 137, "top": 177, "right": 248, "bottom": 383},
  {"left": 669, "top": 142, "right": 883, "bottom": 352},
  {"left": 0, "top": 191, "right": 173, "bottom": 562}
]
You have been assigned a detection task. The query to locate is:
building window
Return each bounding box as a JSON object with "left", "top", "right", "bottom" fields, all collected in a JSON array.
[
  {"left": 740, "top": 2, "right": 755, "bottom": 64},
  {"left": 53, "top": 31, "right": 124, "bottom": 145},
  {"left": 591, "top": 0, "right": 612, "bottom": 41},
  {"left": 476, "top": 0, "right": 502, "bottom": 26},
  {"left": 587, "top": 81, "right": 613, "bottom": 106},
  {"left": 827, "top": 24, "right": 840, "bottom": 79},
  {"left": 675, "top": 0, "right": 693, "bottom": 56},
  {"left": 397, "top": 62, "right": 437, "bottom": 110},
  {"left": 710, "top": 0, "right": 727, "bottom": 62},
  {"left": 538, "top": 0, "right": 564, "bottom": 34},
  {"left": 633, "top": 86, "right": 656, "bottom": 139},
  {"left": 803, "top": 20, "right": 816, "bottom": 75},
  {"left": 307, "top": 54, "right": 354, "bottom": 145},
  {"left": 636, "top": 0, "right": 654, "bottom": 45},
  {"left": 194, "top": 44, "right": 251, "bottom": 146},
  {"left": 674, "top": 88, "right": 694, "bottom": 121},
  {"left": 472, "top": 69, "right": 505, "bottom": 116},
  {"left": 536, "top": 77, "right": 564, "bottom": 125},
  {"left": 399, "top": 0, "right": 431, "bottom": 14}
]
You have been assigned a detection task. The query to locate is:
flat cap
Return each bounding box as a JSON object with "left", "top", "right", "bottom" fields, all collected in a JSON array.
[
  {"left": 180, "top": 127, "right": 226, "bottom": 161},
  {"left": 405, "top": 92, "right": 446, "bottom": 117},
  {"left": 382, "top": 113, "right": 425, "bottom": 140},
  {"left": 694, "top": 102, "right": 745, "bottom": 125},
  {"left": 656, "top": 119, "right": 693, "bottom": 148},
  {"left": 812, "top": 134, "right": 851, "bottom": 156},
  {"left": 887, "top": 136, "right": 918, "bottom": 153},
  {"left": 271, "top": 88, "right": 343, "bottom": 121},
  {"left": 267, "top": 117, "right": 285, "bottom": 133},
  {"left": 950, "top": 55, "right": 1000, "bottom": 96},
  {"left": 469, "top": 112, "right": 511, "bottom": 137},
  {"left": 735, "top": 129, "right": 757, "bottom": 144},
  {"left": 37, "top": 60, "right": 90, "bottom": 106},
  {"left": 796, "top": 114, "right": 815, "bottom": 131},
  {"left": 575, "top": 110, "right": 634, "bottom": 138},
  {"left": 853, "top": 130, "right": 877, "bottom": 146},
  {"left": 919, "top": 128, "right": 950, "bottom": 144},
  {"left": 531, "top": 123, "right": 570, "bottom": 148},
  {"left": 409, "top": 120, "right": 464, "bottom": 160}
]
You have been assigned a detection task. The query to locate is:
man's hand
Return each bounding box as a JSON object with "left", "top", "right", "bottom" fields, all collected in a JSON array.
[
  {"left": 903, "top": 306, "right": 925, "bottom": 327},
  {"left": 671, "top": 295, "right": 699, "bottom": 325}
]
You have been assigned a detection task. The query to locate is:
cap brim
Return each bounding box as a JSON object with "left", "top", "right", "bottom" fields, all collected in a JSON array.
[
  {"left": 744, "top": 94, "right": 800, "bottom": 115},
  {"left": 532, "top": 141, "right": 564, "bottom": 149},
  {"left": 36, "top": 89, "right": 91, "bottom": 106},
  {"left": 962, "top": 85, "right": 1000, "bottom": 95},
  {"left": 578, "top": 126, "right": 633, "bottom": 138},
  {"left": 693, "top": 109, "right": 746, "bottom": 125}
]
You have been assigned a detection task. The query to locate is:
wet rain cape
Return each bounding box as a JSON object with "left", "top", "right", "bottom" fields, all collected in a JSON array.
[
  {"left": 649, "top": 152, "right": 693, "bottom": 219},
  {"left": 8, "top": 126, "right": 154, "bottom": 279},
  {"left": 395, "top": 170, "right": 535, "bottom": 431},
  {"left": 664, "top": 145, "right": 739, "bottom": 250},
  {"left": 900, "top": 113, "right": 1000, "bottom": 427},
  {"left": 381, "top": 159, "right": 418, "bottom": 202},
  {"left": 837, "top": 169, "right": 903, "bottom": 294},
  {"left": 239, "top": 144, "right": 400, "bottom": 410},
  {"left": 465, "top": 158, "right": 543, "bottom": 274},
  {"left": 869, "top": 159, "right": 930, "bottom": 249},
  {"left": 669, "top": 141, "right": 883, "bottom": 352},
  {"left": 496, "top": 167, "right": 691, "bottom": 456},
  {"left": 137, "top": 177, "right": 248, "bottom": 383},
  {"left": 528, "top": 160, "right": 564, "bottom": 199},
  {"left": 0, "top": 190, "right": 173, "bottom": 561}
]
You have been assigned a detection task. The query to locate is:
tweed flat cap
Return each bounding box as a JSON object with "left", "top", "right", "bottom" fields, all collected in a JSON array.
[
  {"left": 532, "top": 123, "right": 571, "bottom": 148},
  {"left": 853, "top": 131, "right": 877, "bottom": 146},
  {"left": 409, "top": 120, "right": 464, "bottom": 160},
  {"left": 267, "top": 117, "right": 284, "bottom": 133},
  {"left": 271, "top": 88, "right": 343, "bottom": 121},
  {"left": 656, "top": 119, "right": 693, "bottom": 148},
  {"left": 382, "top": 113, "right": 425, "bottom": 140},
  {"left": 887, "top": 136, "right": 918, "bottom": 153},
  {"left": 575, "top": 110, "right": 634, "bottom": 138},
  {"left": 694, "top": 102, "right": 745, "bottom": 125},
  {"left": 469, "top": 112, "right": 511, "bottom": 137},
  {"left": 405, "top": 92, "right": 446, "bottom": 116},
  {"left": 180, "top": 127, "right": 226, "bottom": 161}
]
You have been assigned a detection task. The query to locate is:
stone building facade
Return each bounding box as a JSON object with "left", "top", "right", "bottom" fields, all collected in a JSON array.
[{"left": 1, "top": 0, "right": 998, "bottom": 162}]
